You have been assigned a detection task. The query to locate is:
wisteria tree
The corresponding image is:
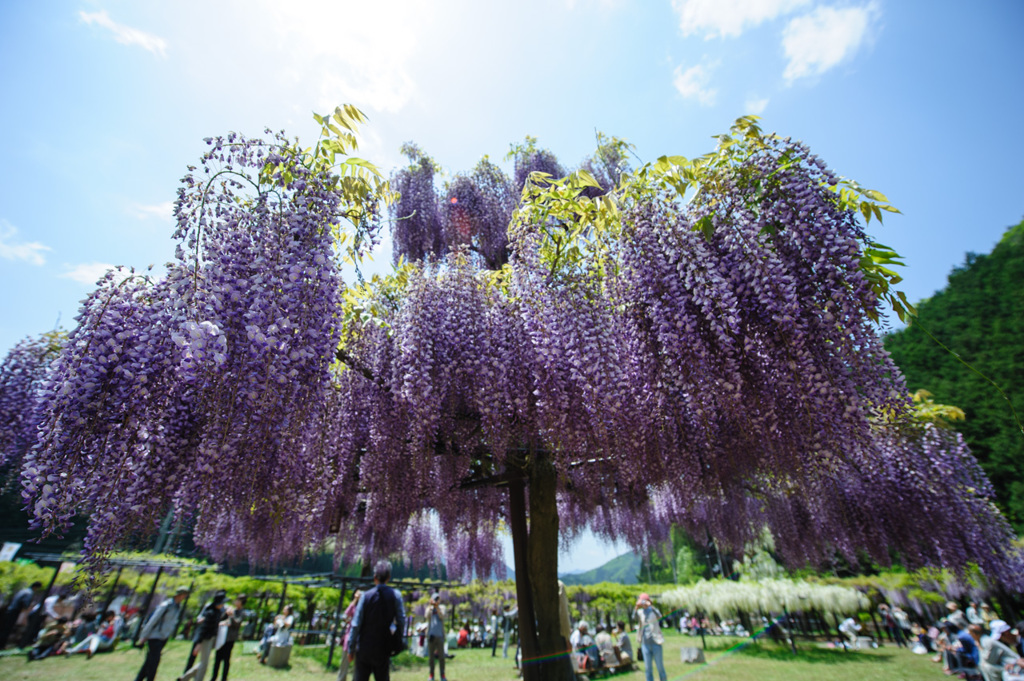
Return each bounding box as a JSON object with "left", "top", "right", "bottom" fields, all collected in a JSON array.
[{"left": 2, "top": 109, "right": 1020, "bottom": 681}]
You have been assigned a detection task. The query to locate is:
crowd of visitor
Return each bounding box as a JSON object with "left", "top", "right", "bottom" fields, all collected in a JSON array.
[
  {"left": 828, "top": 599, "right": 1023, "bottom": 681},
  {"left": 0, "top": 582, "right": 254, "bottom": 681},
  {"left": 3, "top": 572, "right": 1023, "bottom": 681},
  {"left": 918, "top": 601, "right": 1024, "bottom": 681}
]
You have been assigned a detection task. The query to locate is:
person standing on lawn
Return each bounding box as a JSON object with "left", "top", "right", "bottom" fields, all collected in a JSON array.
[
  {"left": 134, "top": 586, "right": 188, "bottom": 681},
  {"left": 178, "top": 590, "right": 226, "bottom": 681},
  {"left": 209, "top": 594, "right": 246, "bottom": 681},
  {"left": 336, "top": 590, "right": 362, "bottom": 681},
  {"left": 347, "top": 560, "right": 405, "bottom": 681},
  {"left": 635, "top": 593, "right": 667, "bottom": 681},
  {"left": 0, "top": 581, "right": 41, "bottom": 649},
  {"left": 502, "top": 603, "right": 517, "bottom": 659},
  {"left": 426, "top": 593, "right": 447, "bottom": 681}
]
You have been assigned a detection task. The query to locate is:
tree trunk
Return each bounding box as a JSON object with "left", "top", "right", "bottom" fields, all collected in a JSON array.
[
  {"left": 527, "top": 456, "right": 575, "bottom": 681},
  {"left": 508, "top": 455, "right": 576, "bottom": 681},
  {"left": 508, "top": 475, "right": 539, "bottom": 677}
]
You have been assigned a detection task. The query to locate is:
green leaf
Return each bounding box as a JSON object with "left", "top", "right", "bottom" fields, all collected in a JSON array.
[
  {"left": 696, "top": 215, "right": 714, "bottom": 242},
  {"left": 346, "top": 157, "right": 384, "bottom": 178}
]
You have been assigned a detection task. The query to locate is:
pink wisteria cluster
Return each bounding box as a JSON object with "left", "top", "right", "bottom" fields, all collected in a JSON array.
[{"left": 0, "top": 121, "right": 1019, "bottom": 586}]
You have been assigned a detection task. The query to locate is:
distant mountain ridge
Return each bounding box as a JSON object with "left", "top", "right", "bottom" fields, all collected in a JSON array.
[{"left": 559, "top": 551, "right": 640, "bottom": 585}]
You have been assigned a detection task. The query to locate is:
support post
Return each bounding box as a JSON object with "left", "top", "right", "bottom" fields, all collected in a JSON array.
[
  {"left": 277, "top": 581, "right": 288, "bottom": 614},
  {"left": 868, "top": 608, "right": 883, "bottom": 646},
  {"left": 326, "top": 580, "right": 348, "bottom": 670},
  {"left": 782, "top": 604, "right": 797, "bottom": 655},
  {"left": 101, "top": 566, "right": 123, "bottom": 614},
  {"left": 134, "top": 566, "right": 164, "bottom": 645}
]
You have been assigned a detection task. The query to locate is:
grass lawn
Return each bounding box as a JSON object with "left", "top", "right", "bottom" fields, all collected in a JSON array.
[{"left": 0, "top": 631, "right": 944, "bottom": 681}]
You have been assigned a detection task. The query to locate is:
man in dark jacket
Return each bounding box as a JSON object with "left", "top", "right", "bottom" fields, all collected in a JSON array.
[
  {"left": 347, "top": 560, "right": 405, "bottom": 681},
  {"left": 179, "top": 590, "right": 226, "bottom": 681},
  {"left": 0, "top": 581, "right": 41, "bottom": 649}
]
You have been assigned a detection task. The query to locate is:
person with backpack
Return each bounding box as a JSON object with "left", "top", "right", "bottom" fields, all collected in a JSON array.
[{"left": 347, "top": 560, "right": 405, "bottom": 681}]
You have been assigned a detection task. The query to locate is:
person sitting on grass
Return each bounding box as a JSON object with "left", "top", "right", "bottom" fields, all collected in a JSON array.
[
  {"left": 945, "top": 620, "right": 980, "bottom": 670},
  {"left": 838, "top": 616, "right": 861, "bottom": 650},
  {"left": 66, "top": 610, "right": 100, "bottom": 649},
  {"left": 574, "top": 621, "right": 600, "bottom": 671},
  {"left": 595, "top": 624, "right": 616, "bottom": 667},
  {"left": 65, "top": 610, "right": 120, "bottom": 659},
  {"left": 615, "top": 621, "right": 633, "bottom": 664},
  {"left": 981, "top": 620, "right": 1024, "bottom": 681},
  {"left": 28, "top": 617, "right": 68, "bottom": 661}
]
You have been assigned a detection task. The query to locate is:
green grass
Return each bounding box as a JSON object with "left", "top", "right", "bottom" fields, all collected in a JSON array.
[{"left": 0, "top": 631, "right": 944, "bottom": 681}]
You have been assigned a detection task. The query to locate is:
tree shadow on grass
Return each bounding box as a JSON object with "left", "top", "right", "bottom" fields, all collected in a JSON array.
[{"left": 731, "top": 644, "right": 896, "bottom": 665}]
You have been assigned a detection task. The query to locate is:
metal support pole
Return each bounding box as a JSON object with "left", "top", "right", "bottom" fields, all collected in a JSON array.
[
  {"left": 326, "top": 580, "right": 348, "bottom": 670},
  {"left": 133, "top": 566, "right": 164, "bottom": 645},
  {"left": 868, "top": 608, "right": 883, "bottom": 646},
  {"left": 782, "top": 604, "right": 797, "bottom": 655},
  {"left": 277, "top": 581, "right": 288, "bottom": 614},
  {"left": 256, "top": 590, "right": 269, "bottom": 637},
  {"left": 101, "top": 566, "right": 124, "bottom": 614}
]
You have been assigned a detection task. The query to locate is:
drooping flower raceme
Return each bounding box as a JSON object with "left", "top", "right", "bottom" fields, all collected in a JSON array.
[{"left": 3, "top": 120, "right": 1020, "bottom": 588}]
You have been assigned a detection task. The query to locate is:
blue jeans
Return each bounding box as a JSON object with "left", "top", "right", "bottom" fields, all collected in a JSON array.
[{"left": 640, "top": 640, "right": 666, "bottom": 681}]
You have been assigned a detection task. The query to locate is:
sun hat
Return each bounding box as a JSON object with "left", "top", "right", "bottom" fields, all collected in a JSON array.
[{"left": 990, "top": 620, "right": 1010, "bottom": 637}]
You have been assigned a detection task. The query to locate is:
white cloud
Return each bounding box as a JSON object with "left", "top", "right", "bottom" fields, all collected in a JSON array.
[
  {"left": 79, "top": 9, "right": 168, "bottom": 58},
  {"left": 0, "top": 220, "right": 50, "bottom": 266},
  {"left": 673, "top": 0, "right": 812, "bottom": 38},
  {"left": 128, "top": 201, "right": 174, "bottom": 221},
  {"left": 61, "top": 262, "right": 118, "bottom": 285},
  {"left": 745, "top": 96, "right": 770, "bottom": 114},
  {"left": 782, "top": 4, "right": 877, "bottom": 82},
  {"left": 673, "top": 61, "right": 718, "bottom": 106},
  {"left": 260, "top": 1, "right": 434, "bottom": 114}
]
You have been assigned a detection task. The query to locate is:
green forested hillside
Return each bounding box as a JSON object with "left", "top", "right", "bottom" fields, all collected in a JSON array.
[
  {"left": 560, "top": 551, "right": 641, "bottom": 585},
  {"left": 884, "top": 220, "right": 1024, "bottom": 530}
]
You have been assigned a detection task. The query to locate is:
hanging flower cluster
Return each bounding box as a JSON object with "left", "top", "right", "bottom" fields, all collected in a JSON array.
[
  {"left": 662, "top": 578, "right": 869, "bottom": 618},
  {"left": 391, "top": 143, "right": 443, "bottom": 264},
  {"left": 442, "top": 158, "right": 515, "bottom": 269},
  {"left": 0, "top": 333, "right": 62, "bottom": 469},
  {"left": 2, "top": 116, "right": 1020, "bottom": 587}
]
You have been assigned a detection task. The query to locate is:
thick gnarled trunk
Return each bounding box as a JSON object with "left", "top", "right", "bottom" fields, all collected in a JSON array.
[{"left": 509, "top": 454, "right": 575, "bottom": 681}]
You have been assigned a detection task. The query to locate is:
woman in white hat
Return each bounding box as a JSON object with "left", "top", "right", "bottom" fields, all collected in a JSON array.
[{"left": 981, "top": 620, "right": 1024, "bottom": 681}]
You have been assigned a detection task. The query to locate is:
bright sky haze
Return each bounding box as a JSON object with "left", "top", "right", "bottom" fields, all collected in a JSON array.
[{"left": 1, "top": 0, "right": 1022, "bottom": 573}]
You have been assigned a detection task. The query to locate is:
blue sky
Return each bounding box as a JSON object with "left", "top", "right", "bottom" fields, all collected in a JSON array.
[{"left": 1, "top": 1, "right": 1022, "bottom": 573}]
